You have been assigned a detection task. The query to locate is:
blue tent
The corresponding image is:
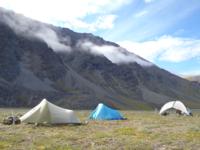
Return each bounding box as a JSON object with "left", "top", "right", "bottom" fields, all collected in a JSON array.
[{"left": 89, "top": 103, "right": 124, "bottom": 120}]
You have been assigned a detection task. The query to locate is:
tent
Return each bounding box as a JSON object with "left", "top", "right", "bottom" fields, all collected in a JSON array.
[
  {"left": 20, "top": 99, "right": 80, "bottom": 124},
  {"left": 89, "top": 103, "right": 124, "bottom": 120},
  {"left": 159, "top": 100, "right": 190, "bottom": 116}
]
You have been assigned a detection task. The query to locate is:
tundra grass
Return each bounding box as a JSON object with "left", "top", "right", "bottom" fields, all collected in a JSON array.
[{"left": 0, "top": 109, "right": 199, "bottom": 150}]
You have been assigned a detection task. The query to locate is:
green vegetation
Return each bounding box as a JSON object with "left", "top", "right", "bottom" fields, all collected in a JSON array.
[{"left": 0, "top": 109, "right": 199, "bottom": 150}]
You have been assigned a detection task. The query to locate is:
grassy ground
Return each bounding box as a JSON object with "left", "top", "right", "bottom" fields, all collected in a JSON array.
[{"left": 0, "top": 109, "right": 199, "bottom": 150}]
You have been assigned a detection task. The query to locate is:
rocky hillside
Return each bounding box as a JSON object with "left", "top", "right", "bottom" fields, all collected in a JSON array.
[{"left": 0, "top": 7, "right": 200, "bottom": 109}]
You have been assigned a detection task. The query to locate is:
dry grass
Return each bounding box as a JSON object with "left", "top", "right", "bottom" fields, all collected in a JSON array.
[{"left": 0, "top": 109, "right": 199, "bottom": 150}]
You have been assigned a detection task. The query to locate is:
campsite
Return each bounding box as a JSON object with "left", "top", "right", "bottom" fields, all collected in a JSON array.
[
  {"left": 0, "top": 108, "right": 200, "bottom": 150},
  {"left": 0, "top": 1, "right": 200, "bottom": 150}
]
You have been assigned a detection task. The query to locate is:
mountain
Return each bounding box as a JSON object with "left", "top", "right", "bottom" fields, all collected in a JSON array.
[
  {"left": 0, "top": 7, "right": 200, "bottom": 109},
  {"left": 185, "top": 75, "right": 200, "bottom": 83}
]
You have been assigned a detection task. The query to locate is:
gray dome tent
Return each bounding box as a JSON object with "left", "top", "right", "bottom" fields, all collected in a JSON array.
[{"left": 159, "top": 101, "right": 191, "bottom": 116}]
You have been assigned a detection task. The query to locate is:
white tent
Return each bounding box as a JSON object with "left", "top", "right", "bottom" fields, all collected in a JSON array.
[
  {"left": 20, "top": 99, "right": 80, "bottom": 124},
  {"left": 159, "top": 100, "right": 190, "bottom": 115}
]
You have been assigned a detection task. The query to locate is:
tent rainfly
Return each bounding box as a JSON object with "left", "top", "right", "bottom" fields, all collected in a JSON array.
[
  {"left": 159, "top": 100, "right": 190, "bottom": 116},
  {"left": 89, "top": 103, "right": 124, "bottom": 120},
  {"left": 20, "top": 99, "right": 80, "bottom": 124}
]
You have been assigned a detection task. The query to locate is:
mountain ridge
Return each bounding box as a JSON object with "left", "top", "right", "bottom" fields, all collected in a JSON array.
[{"left": 185, "top": 75, "right": 200, "bottom": 83}]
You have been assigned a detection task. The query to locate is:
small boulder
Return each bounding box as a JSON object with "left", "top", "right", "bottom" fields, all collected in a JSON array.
[{"left": 2, "top": 116, "right": 21, "bottom": 125}]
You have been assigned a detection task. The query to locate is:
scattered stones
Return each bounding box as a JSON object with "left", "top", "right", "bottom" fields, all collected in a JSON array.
[{"left": 2, "top": 116, "right": 21, "bottom": 125}]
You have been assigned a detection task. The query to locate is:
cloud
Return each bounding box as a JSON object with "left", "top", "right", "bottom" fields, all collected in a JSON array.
[
  {"left": 94, "top": 15, "right": 117, "bottom": 30},
  {"left": 0, "top": 8, "right": 71, "bottom": 52},
  {"left": 180, "top": 70, "right": 200, "bottom": 76},
  {"left": 77, "top": 41, "right": 152, "bottom": 66},
  {"left": 118, "top": 35, "right": 200, "bottom": 63},
  {"left": 105, "top": 1, "right": 200, "bottom": 42},
  {"left": 64, "top": 15, "right": 117, "bottom": 31},
  {"left": 0, "top": 7, "right": 151, "bottom": 67},
  {"left": 0, "top": 0, "right": 131, "bottom": 31},
  {"left": 134, "top": 10, "right": 148, "bottom": 18},
  {"left": 144, "top": 0, "right": 156, "bottom": 3},
  {"left": 35, "top": 28, "right": 71, "bottom": 52}
]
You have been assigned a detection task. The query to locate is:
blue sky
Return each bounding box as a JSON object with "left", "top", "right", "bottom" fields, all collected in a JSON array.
[{"left": 1, "top": 0, "right": 200, "bottom": 76}]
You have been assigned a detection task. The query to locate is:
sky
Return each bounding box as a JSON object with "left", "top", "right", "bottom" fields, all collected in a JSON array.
[{"left": 0, "top": 0, "right": 200, "bottom": 76}]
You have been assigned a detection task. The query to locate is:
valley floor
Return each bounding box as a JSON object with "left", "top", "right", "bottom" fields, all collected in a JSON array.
[{"left": 0, "top": 109, "right": 200, "bottom": 150}]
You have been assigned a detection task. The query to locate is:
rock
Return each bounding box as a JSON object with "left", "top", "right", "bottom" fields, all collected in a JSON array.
[{"left": 3, "top": 116, "right": 21, "bottom": 125}]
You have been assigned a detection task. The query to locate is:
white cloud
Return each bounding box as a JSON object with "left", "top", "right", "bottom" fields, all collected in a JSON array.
[
  {"left": 77, "top": 41, "right": 152, "bottom": 66},
  {"left": 64, "top": 15, "right": 117, "bottom": 31},
  {"left": 118, "top": 35, "right": 200, "bottom": 63},
  {"left": 1, "top": 8, "right": 71, "bottom": 52},
  {"left": 144, "top": 0, "right": 156, "bottom": 3},
  {"left": 35, "top": 27, "right": 72, "bottom": 52},
  {"left": 95, "top": 15, "right": 117, "bottom": 30},
  {"left": 106, "top": 1, "right": 200, "bottom": 42},
  {"left": 135, "top": 10, "right": 148, "bottom": 18},
  {"left": 180, "top": 70, "right": 200, "bottom": 76},
  {"left": 0, "top": 0, "right": 131, "bottom": 31}
]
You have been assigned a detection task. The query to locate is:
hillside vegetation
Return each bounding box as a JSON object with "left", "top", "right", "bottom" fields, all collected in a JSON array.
[{"left": 0, "top": 108, "right": 199, "bottom": 150}]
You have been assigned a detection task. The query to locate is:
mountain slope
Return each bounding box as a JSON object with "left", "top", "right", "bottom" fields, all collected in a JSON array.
[
  {"left": 186, "top": 75, "right": 200, "bottom": 83},
  {"left": 0, "top": 7, "right": 200, "bottom": 109}
]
